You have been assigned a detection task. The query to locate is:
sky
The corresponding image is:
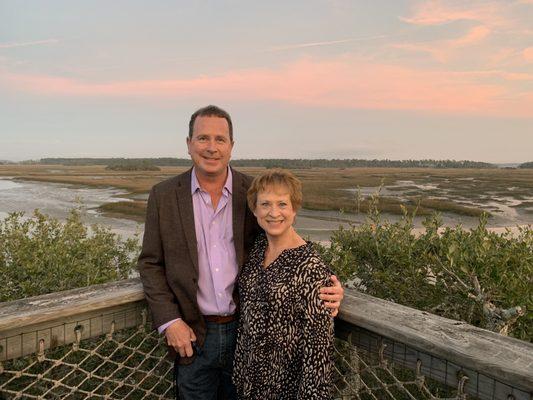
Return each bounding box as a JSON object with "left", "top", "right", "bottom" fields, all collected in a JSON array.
[{"left": 0, "top": 0, "right": 532, "bottom": 163}]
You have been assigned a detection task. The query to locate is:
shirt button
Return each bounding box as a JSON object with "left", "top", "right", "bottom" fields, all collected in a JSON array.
[
  {"left": 213, "top": 244, "right": 217, "bottom": 248},
  {"left": 215, "top": 268, "right": 219, "bottom": 272}
]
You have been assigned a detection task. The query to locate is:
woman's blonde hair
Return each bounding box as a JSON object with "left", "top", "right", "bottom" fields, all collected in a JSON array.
[{"left": 247, "top": 168, "right": 303, "bottom": 211}]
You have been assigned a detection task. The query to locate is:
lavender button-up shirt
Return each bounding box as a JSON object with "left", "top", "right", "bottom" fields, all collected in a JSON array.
[{"left": 158, "top": 167, "right": 239, "bottom": 333}]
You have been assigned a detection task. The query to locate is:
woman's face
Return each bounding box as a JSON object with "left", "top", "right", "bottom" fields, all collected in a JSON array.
[{"left": 253, "top": 187, "right": 297, "bottom": 238}]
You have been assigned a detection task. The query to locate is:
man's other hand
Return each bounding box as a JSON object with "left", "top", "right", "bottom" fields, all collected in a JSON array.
[
  {"left": 165, "top": 319, "right": 197, "bottom": 357},
  {"left": 319, "top": 275, "right": 344, "bottom": 317}
]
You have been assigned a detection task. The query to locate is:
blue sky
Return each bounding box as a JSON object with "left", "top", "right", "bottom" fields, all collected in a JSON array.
[{"left": 1, "top": 0, "right": 532, "bottom": 162}]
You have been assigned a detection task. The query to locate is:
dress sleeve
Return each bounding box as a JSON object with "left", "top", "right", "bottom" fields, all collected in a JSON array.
[{"left": 297, "top": 255, "right": 334, "bottom": 400}]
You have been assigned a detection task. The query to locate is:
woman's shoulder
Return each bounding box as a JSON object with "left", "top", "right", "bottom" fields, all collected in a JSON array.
[{"left": 292, "top": 243, "right": 332, "bottom": 281}]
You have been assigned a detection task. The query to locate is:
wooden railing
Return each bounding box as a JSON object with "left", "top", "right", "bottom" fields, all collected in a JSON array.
[{"left": 1, "top": 279, "right": 532, "bottom": 399}]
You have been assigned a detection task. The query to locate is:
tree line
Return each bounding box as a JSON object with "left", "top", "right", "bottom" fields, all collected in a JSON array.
[{"left": 37, "top": 157, "right": 498, "bottom": 169}]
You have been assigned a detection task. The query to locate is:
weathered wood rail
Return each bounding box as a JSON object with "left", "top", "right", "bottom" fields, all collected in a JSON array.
[{"left": 0, "top": 279, "right": 532, "bottom": 399}]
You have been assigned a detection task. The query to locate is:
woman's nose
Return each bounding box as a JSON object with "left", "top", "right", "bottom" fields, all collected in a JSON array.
[{"left": 268, "top": 206, "right": 281, "bottom": 216}]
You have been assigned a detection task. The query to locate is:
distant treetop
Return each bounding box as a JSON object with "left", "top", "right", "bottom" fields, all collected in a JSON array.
[
  {"left": 104, "top": 159, "right": 161, "bottom": 171},
  {"left": 39, "top": 157, "right": 496, "bottom": 169},
  {"left": 518, "top": 161, "right": 533, "bottom": 169}
]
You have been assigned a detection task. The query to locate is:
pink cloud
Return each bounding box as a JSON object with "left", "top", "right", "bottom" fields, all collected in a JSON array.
[
  {"left": 401, "top": 1, "right": 507, "bottom": 27},
  {"left": 453, "top": 25, "right": 490, "bottom": 46},
  {"left": 1, "top": 57, "right": 531, "bottom": 117},
  {"left": 523, "top": 47, "right": 533, "bottom": 62},
  {"left": 454, "top": 70, "right": 533, "bottom": 81},
  {"left": 393, "top": 25, "right": 491, "bottom": 62}
]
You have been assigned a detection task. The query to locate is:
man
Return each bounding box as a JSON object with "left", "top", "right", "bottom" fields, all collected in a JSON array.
[{"left": 138, "top": 105, "right": 344, "bottom": 399}]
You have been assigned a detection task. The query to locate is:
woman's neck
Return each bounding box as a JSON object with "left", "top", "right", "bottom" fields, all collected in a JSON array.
[{"left": 266, "top": 227, "right": 306, "bottom": 254}]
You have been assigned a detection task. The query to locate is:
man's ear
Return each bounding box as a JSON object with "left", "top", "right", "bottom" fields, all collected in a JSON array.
[{"left": 186, "top": 136, "right": 191, "bottom": 155}]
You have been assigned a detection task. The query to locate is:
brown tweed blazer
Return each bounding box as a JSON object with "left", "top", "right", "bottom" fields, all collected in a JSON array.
[{"left": 137, "top": 167, "right": 260, "bottom": 364}]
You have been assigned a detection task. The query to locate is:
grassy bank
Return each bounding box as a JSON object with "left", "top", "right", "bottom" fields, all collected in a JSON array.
[{"left": 97, "top": 201, "right": 147, "bottom": 221}]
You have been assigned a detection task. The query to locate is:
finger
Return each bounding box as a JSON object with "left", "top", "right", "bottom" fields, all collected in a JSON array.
[
  {"left": 319, "top": 289, "right": 341, "bottom": 298},
  {"left": 330, "top": 275, "right": 340, "bottom": 285},
  {"left": 330, "top": 308, "right": 339, "bottom": 317},
  {"left": 189, "top": 330, "right": 197, "bottom": 342},
  {"left": 324, "top": 301, "right": 340, "bottom": 309},
  {"left": 177, "top": 346, "right": 186, "bottom": 358},
  {"left": 320, "top": 286, "right": 342, "bottom": 294},
  {"left": 319, "top": 293, "right": 342, "bottom": 302},
  {"left": 184, "top": 342, "right": 194, "bottom": 357}
]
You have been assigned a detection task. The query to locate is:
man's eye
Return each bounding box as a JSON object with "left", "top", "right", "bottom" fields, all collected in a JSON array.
[
  {"left": 216, "top": 137, "right": 226, "bottom": 143},
  {"left": 279, "top": 203, "right": 287, "bottom": 207},
  {"left": 197, "top": 136, "right": 207, "bottom": 141}
]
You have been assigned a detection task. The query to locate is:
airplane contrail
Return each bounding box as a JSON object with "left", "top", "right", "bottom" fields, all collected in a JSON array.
[
  {"left": 266, "top": 35, "right": 390, "bottom": 52},
  {"left": 0, "top": 39, "right": 59, "bottom": 49}
]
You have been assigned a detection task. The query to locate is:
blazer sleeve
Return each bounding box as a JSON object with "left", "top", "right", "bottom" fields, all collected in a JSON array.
[
  {"left": 137, "top": 187, "right": 182, "bottom": 328},
  {"left": 297, "top": 257, "right": 334, "bottom": 400}
]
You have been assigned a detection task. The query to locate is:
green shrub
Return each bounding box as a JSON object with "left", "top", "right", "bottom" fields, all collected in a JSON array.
[
  {"left": 319, "top": 205, "right": 532, "bottom": 341},
  {"left": 0, "top": 209, "right": 140, "bottom": 302}
]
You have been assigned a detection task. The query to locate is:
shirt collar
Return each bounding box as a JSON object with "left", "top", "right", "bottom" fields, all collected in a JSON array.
[{"left": 191, "top": 166, "right": 233, "bottom": 195}]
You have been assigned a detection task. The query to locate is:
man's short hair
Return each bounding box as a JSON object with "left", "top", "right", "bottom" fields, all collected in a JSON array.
[
  {"left": 189, "top": 105, "right": 233, "bottom": 141},
  {"left": 247, "top": 168, "right": 303, "bottom": 212}
]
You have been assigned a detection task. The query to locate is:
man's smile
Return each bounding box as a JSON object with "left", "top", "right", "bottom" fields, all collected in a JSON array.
[{"left": 202, "top": 156, "right": 221, "bottom": 161}]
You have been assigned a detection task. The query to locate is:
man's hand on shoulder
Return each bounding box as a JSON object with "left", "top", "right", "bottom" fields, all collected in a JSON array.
[
  {"left": 165, "top": 319, "right": 197, "bottom": 357},
  {"left": 319, "top": 275, "right": 344, "bottom": 317}
]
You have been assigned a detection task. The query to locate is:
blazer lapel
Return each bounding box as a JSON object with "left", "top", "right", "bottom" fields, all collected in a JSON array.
[
  {"left": 232, "top": 168, "right": 247, "bottom": 266},
  {"left": 175, "top": 169, "right": 199, "bottom": 274}
]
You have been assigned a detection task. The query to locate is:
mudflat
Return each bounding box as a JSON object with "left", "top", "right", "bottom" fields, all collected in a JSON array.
[{"left": 1, "top": 164, "right": 532, "bottom": 224}]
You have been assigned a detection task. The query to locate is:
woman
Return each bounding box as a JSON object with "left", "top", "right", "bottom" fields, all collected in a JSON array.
[{"left": 233, "top": 169, "right": 334, "bottom": 399}]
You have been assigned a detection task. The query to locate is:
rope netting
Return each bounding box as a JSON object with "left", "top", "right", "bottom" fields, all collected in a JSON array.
[
  {"left": 0, "top": 319, "right": 174, "bottom": 400},
  {"left": 333, "top": 338, "right": 464, "bottom": 400},
  {"left": 0, "top": 312, "right": 507, "bottom": 400}
]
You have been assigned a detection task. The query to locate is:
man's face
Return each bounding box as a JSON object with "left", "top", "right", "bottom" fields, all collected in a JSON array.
[{"left": 187, "top": 116, "right": 233, "bottom": 180}]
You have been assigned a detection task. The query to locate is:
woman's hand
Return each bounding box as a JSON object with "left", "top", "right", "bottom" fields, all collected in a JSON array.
[{"left": 319, "top": 275, "right": 344, "bottom": 317}]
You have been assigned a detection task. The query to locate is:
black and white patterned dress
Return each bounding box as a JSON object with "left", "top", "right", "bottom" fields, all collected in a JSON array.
[{"left": 233, "top": 234, "right": 334, "bottom": 400}]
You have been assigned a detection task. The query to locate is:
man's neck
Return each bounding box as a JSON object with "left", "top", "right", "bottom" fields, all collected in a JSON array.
[{"left": 194, "top": 168, "right": 228, "bottom": 195}]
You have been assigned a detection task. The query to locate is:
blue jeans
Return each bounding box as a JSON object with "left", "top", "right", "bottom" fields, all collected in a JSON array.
[{"left": 175, "top": 320, "right": 238, "bottom": 400}]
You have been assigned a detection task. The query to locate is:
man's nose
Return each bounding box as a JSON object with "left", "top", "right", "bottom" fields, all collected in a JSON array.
[{"left": 206, "top": 139, "right": 217, "bottom": 152}]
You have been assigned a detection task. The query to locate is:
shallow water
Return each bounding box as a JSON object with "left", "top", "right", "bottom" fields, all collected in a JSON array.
[
  {"left": 0, "top": 178, "right": 530, "bottom": 243},
  {"left": 0, "top": 178, "right": 142, "bottom": 238}
]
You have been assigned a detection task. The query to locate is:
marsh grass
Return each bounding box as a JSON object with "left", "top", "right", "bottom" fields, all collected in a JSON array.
[
  {"left": 97, "top": 201, "right": 147, "bottom": 221},
  {"left": 2, "top": 165, "right": 532, "bottom": 220}
]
